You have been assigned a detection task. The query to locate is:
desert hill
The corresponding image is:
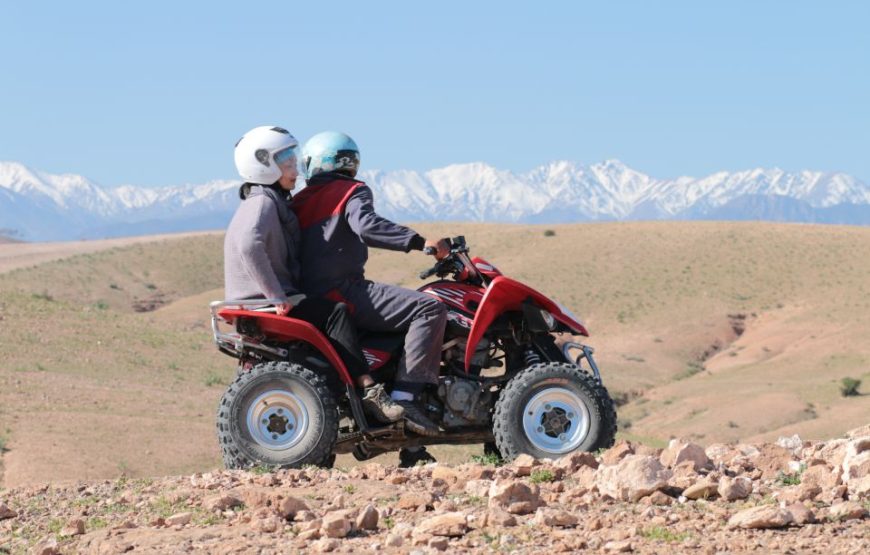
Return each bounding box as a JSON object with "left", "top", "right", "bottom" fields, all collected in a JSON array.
[{"left": 0, "top": 222, "right": 869, "bottom": 488}]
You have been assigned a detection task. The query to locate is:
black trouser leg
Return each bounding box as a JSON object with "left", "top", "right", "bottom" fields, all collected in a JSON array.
[{"left": 289, "top": 296, "right": 369, "bottom": 380}]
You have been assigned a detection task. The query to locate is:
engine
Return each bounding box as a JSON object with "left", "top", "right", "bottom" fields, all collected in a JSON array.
[{"left": 436, "top": 376, "right": 492, "bottom": 428}]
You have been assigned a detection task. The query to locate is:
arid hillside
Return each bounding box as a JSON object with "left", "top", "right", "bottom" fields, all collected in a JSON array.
[{"left": 0, "top": 222, "right": 869, "bottom": 488}]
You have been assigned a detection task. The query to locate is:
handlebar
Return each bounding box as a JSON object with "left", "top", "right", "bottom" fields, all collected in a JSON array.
[{"left": 418, "top": 235, "right": 482, "bottom": 283}]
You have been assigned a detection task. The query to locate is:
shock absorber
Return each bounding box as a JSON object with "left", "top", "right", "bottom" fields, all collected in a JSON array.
[{"left": 524, "top": 348, "right": 541, "bottom": 367}]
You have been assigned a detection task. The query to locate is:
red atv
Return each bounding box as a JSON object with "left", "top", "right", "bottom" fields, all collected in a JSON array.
[{"left": 211, "top": 236, "right": 616, "bottom": 468}]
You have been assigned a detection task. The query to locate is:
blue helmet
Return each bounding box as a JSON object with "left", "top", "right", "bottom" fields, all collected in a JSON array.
[{"left": 303, "top": 131, "right": 360, "bottom": 179}]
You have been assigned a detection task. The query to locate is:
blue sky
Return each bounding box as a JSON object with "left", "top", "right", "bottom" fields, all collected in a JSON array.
[{"left": 1, "top": 1, "right": 867, "bottom": 187}]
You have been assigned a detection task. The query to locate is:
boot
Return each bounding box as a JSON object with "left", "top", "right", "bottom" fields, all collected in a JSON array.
[
  {"left": 399, "top": 446, "right": 437, "bottom": 468},
  {"left": 396, "top": 400, "right": 441, "bottom": 436},
  {"left": 361, "top": 383, "right": 405, "bottom": 423}
]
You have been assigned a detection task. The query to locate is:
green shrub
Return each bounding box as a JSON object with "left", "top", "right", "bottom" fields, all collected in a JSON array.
[
  {"left": 529, "top": 469, "right": 555, "bottom": 483},
  {"left": 543, "top": 229, "right": 556, "bottom": 237},
  {"left": 840, "top": 377, "right": 861, "bottom": 397}
]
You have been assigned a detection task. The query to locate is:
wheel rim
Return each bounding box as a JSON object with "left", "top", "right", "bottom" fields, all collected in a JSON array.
[
  {"left": 245, "top": 389, "right": 309, "bottom": 451},
  {"left": 521, "top": 387, "right": 591, "bottom": 454}
]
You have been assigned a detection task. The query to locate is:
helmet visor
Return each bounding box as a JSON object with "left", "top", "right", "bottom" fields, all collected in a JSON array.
[{"left": 274, "top": 145, "right": 307, "bottom": 186}]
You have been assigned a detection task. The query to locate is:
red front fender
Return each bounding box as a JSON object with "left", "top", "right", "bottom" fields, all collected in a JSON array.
[
  {"left": 217, "top": 308, "right": 353, "bottom": 385},
  {"left": 464, "top": 276, "right": 589, "bottom": 371}
]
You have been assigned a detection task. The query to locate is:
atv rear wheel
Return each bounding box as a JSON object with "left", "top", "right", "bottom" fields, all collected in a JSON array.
[
  {"left": 493, "top": 362, "right": 616, "bottom": 461},
  {"left": 216, "top": 361, "right": 338, "bottom": 469}
]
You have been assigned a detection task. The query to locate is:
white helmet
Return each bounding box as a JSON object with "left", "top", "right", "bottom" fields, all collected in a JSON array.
[{"left": 233, "top": 126, "right": 301, "bottom": 185}]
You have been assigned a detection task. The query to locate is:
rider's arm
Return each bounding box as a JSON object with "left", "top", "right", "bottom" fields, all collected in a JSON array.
[
  {"left": 234, "top": 196, "right": 291, "bottom": 302},
  {"left": 345, "top": 185, "right": 425, "bottom": 252}
]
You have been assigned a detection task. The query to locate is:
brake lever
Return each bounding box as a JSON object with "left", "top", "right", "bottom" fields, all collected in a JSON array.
[{"left": 419, "top": 266, "right": 439, "bottom": 279}]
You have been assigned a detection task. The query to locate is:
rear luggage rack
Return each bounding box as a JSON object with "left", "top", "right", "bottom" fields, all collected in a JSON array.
[{"left": 210, "top": 299, "right": 289, "bottom": 359}]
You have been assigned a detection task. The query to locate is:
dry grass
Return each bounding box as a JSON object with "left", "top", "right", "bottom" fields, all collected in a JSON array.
[{"left": 1, "top": 221, "right": 869, "bottom": 485}]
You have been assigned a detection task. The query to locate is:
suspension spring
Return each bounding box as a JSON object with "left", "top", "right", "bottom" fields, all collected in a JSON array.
[{"left": 524, "top": 349, "right": 541, "bottom": 367}]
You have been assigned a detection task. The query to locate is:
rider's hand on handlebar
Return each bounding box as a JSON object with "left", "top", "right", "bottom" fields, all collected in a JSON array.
[{"left": 424, "top": 238, "right": 450, "bottom": 260}]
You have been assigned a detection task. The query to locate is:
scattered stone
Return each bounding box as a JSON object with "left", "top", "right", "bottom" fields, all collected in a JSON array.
[
  {"left": 60, "top": 518, "right": 85, "bottom": 536},
  {"left": 684, "top": 478, "right": 719, "bottom": 500},
  {"left": 511, "top": 453, "right": 539, "bottom": 476},
  {"left": 533, "top": 507, "right": 578, "bottom": 527},
  {"left": 32, "top": 538, "right": 60, "bottom": 555},
  {"left": 828, "top": 501, "right": 868, "bottom": 521},
  {"left": 204, "top": 493, "right": 243, "bottom": 512},
  {"left": 644, "top": 491, "right": 673, "bottom": 505},
  {"left": 321, "top": 513, "right": 352, "bottom": 538},
  {"left": 604, "top": 539, "right": 633, "bottom": 552},
  {"left": 596, "top": 455, "right": 672, "bottom": 502},
  {"left": 488, "top": 479, "right": 542, "bottom": 514},
  {"left": 356, "top": 504, "right": 379, "bottom": 530},
  {"left": 786, "top": 503, "right": 816, "bottom": 525},
  {"left": 428, "top": 536, "right": 449, "bottom": 551},
  {"left": 465, "top": 479, "right": 493, "bottom": 498},
  {"left": 660, "top": 439, "right": 711, "bottom": 471},
  {"left": 414, "top": 512, "right": 468, "bottom": 537},
  {"left": 554, "top": 451, "right": 599, "bottom": 472},
  {"left": 0, "top": 502, "right": 17, "bottom": 520},
  {"left": 727, "top": 506, "right": 793, "bottom": 529},
  {"left": 398, "top": 491, "right": 435, "bottom": 510},
  {"left": 601, "top": 440, "right": 635, "bottom": 465},
  {"left": 717, "top": 476, "right": 752, "bottom": 501},
  {"left": 311, "top": 537, "right": 340, "bottom": 553},
  {"left": 165, "top": 512, "right": 192, "bottom": 526},
  {"left": 485, "top": 508, "right": 517, "bottom": 527},
  {"left": 842, "top": 437, "right": 870, "bottom": 482},
  {"left": 276, "top": 496, "right": 310, "bottom": 519}
]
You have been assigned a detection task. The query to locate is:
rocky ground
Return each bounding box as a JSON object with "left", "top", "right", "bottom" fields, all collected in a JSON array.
[{"left": 1, "top": 428, "right": 868, "bottom": 555}]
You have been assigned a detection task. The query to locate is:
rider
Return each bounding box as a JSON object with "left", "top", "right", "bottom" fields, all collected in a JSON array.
[
  {"left": 291, "top": 131, "right": 449, "bottom": 444},
  {"left": 224, "top": 125, "right": 404, "bottom": 424}
]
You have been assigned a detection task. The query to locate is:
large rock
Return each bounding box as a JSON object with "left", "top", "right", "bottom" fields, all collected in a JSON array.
[
  {"left": 842, "top": 437, "right": 870, "bottom": 482},
  {"left": 276, "top": 496, "right": 311, "bottom": 520},
  {"left": 718, "top": 476, "right": 753, "bottom": 501},
  {"left": 488, "top": 480, "right": 542, "bottom": 515},
  {"left": 727, "top": 505, "right": 793, "bottom": 529},
  {"left": 596, "top": 455, "right": 672, "bottom": 502},
  {"left": 414, "top": 512, "right": 468, "bottom": 537},
  {"left": 660, "top": 439, "right": 710, "bottom": 471}
]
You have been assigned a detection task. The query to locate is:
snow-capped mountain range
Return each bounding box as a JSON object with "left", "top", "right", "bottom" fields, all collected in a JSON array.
[{"left": 1, "top": 160, "right": 869, "bottom": 241}]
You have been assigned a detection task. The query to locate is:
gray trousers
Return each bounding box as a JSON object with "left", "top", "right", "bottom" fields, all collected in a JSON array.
[{"left": 338, "top": 280, "right": 447, "bottom": 392}]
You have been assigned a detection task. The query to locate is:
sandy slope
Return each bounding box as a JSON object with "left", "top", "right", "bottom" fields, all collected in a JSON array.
[{"left": 0, "top": 231, "right": 220, "bottom": 274}]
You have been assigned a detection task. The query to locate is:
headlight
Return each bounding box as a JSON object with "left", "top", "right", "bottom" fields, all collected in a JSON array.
[{"left": 541, "top": 309, "right": 556, "bottom": 331}]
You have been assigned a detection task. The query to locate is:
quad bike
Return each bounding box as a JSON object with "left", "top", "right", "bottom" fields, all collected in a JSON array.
[{"left": 211, "top": 236, "right": 616, "bottom": 469}]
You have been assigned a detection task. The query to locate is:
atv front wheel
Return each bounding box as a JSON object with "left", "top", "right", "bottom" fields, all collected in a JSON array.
[
  {"left": 216, "top": 361, "right": 338, "bottom": 469},
  {"left": 493, "top": 362, "right": 616, "bottom": 461}
]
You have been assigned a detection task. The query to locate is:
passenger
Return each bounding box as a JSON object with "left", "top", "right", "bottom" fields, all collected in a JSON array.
[{"left": 224, "top": 125, "right": 404, "bottom": 424}]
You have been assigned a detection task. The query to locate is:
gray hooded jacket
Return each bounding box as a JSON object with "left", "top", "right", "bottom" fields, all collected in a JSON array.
[{"left": 223, "top": 184, "right": 301, "bottom": 301}]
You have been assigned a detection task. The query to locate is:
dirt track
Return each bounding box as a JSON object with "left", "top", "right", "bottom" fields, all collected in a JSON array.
[{"left": 0, "top": 231, "right": 221, "bottom": 275}]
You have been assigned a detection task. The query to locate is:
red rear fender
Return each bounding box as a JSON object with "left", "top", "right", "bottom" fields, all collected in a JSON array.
[
  {"left": 464, "top": 276, "right": 589, "bottom": 371},
  {"left": 217, "top": 308, "right": 353, "bottom": 385}
]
